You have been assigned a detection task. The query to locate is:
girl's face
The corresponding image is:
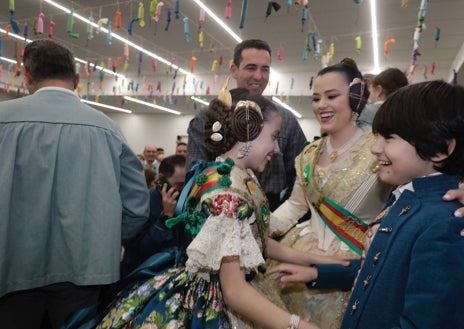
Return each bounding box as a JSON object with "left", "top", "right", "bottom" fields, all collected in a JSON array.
[
  {"left": 312, "top": 72, "right": 354, "bottom": 135},
  {"left": 371, "top": 134, "right": 438, "bottom": 186},
  {"left": 244, "top": 111, "right": 281, "bottom": 173}
]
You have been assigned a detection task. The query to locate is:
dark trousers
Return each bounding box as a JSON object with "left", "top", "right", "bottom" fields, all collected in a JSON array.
[
  {"left": 266, "top": 192, "right": 281, "bottom": 212},
  {"left": 0, "top": 282, "right": 101, "bottom": 329}
]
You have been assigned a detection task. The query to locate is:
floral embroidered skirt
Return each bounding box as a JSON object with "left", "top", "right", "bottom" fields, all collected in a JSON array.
[{"left": 96, "top": 267, "right": 231, "bottom": 329}]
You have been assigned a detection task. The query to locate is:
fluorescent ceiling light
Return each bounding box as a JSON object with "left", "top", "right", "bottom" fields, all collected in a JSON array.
[
  {"left": 81, "top": 99, "right": 132, "bottom": 113},
  {"left": 44, "top": 0, "right": 192, "bottom": 78},
  {"left": 370, "top": 0, "right": 380, "bottom": 73},
  {"left": 190, "top": 96, "right": 210, "bottom": 106},
  {"left": 0, "top": 56, "right": 20, "bottom": 65},
  {"left": 192, "top": 0, "right": 242, "bottom": 43},
  {"left": 124, "top": 96, "right": 181, "bottom": 115},
  {"left": 0, "top": 28, "right": 33, "bottom": 43},
  {"left": 192, "top": 0, "right": 279, "bottom": 78},
  {"left": 272, "top": 96, "right": 302, "bottom": 119}
]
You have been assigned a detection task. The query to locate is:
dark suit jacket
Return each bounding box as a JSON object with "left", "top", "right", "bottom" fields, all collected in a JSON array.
[{"left": 121, "top": 187, "right": 188, "bottom": 277}]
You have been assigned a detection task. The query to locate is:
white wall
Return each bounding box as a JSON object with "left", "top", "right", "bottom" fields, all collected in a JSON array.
[
  {"left": 106, "top": 112, "right": 321, "bottom": 156},
  {"left": 107, "top": 113, "right": 194, "bottom": 155}
]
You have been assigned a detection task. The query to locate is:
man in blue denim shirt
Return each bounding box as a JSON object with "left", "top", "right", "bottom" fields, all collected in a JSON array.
[{"left": 0, "top": 39, "right": 149, "bottom": 329}]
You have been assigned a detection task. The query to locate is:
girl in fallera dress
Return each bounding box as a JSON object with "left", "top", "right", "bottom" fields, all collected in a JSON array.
[{"left": 86, "top": 88, "right": 349, "bottom": 329}]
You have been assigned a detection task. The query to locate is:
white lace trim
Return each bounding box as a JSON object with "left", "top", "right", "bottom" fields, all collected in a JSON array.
[{"left": 185, "top": 213, "right": 265, "bottom": 274}]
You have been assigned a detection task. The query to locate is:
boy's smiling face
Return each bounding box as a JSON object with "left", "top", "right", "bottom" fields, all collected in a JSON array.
[{"left": 371, "top": 134, "right": 441, "bottom": 186}]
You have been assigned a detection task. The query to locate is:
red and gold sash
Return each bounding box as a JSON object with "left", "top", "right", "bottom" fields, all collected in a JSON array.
[{"left": 317, "top": 197, "right": 368, "bottom": 255}]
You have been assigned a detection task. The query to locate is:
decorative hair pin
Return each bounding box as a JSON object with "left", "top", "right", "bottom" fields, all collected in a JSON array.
[
  {"left": 217, "top": 76, "right": 232, "bottom": 107},
  {"left": 210, "top": 121, "right": 223, "bottom": 142}
]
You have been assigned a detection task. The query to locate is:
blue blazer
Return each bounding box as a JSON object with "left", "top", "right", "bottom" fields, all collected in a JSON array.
[{"left": 341, "top": 174, "right": 464, "bottom": 329}]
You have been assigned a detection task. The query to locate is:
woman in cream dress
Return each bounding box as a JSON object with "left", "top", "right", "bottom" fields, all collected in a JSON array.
[{"left": 264, "top": 59, "right": 393, "bottom": 329}]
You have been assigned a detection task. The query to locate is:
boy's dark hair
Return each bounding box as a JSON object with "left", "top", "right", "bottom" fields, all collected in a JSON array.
[
  {"left": 233, "top": 39, "right": 272, "bottom": 67},
  {"left": 158, "top": 155, "right": 186, "bottom": 178},
  {"left": 372, "top": 80, "right": 464, "bottom": 177}
]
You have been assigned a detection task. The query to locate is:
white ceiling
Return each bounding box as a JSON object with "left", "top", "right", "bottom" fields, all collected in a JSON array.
[{"left": 2, "top": 0, "right": 464, "bottom": 118}]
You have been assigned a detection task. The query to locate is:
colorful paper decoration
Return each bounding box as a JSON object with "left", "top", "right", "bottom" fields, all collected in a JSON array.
[
  {"left": 239, "top": 0, "right": 249, "bottom": 29},
  {"left": 149, "top": 0, "right": 156, "bottom": 20},
  {"left": 265, "top": 1, "right": 281, "bottom": 21},
  {"left": 183, "top": 17, "right": 192, "bottom": 42},
  {"left": 107, "top": 23, "right": 112, "bottom": 45},
  {"left": 154, "top": 2, "right": 164, "bottom": 22},
  {"left": 277, "top": 45, "right": 284, "bottom": 61},
  {"left": 48, "top": 20, "right": 55, "bottom": 39},
  {"left": 128, "top": 18, "right": 139, "bottom": 35},
  {"left": 67, "top": 8, "right": 80, "bottom": 38},
  {"left": 225, "top": 0, "right": 232, "bottom": 20},
  {"left": 165, "top": 9, "right": 171, "bottom": 31},
  {"left": 174, "top": 0, "right": 180, "bottom": 19},
  {"left": 37, "top": 13, "right": 44, "bottom": 35},
  {"left": 114, "top": 10, "right": 121, "bottom": 31},
  {"left": 355, "top": 35, "right": 362, "bottom": 53},
  {"left": 384, "top": 38, "right": 395, "bottom": 57},
  {"left": 301, "top": 4, "right": 308, "bottom": 31},
  {"left": 138, "top": 2, "right": 146, "bottom": 27},
  {"left": 190, "top": 56, "right": 197, "bottom": 73},
  {"left": 198, "top": 30, "right": 204, "bottom": 47}
]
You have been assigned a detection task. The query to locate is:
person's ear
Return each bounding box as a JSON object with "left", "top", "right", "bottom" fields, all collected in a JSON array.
[
  {"left": 24, "top": 67, "right": 33, "bottom": 85},
  {"left": 230, "top": 63, "right": 239, "bottom": 79},
  {"left": 73, "top": 73, "right": 80, "bottom": 90},
  {"left": 431, "top": 138, "right": 456, "bottom": 162}
]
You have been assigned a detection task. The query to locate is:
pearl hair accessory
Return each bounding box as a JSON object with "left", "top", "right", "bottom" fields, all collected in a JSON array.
[{"left": 210, "top": 121, "right": 223, "bottom": 142}]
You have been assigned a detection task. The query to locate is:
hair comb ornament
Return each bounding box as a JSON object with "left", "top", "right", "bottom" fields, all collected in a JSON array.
[
  {"left": 232, "top": 100, "right": 263, "bottom": 159},
  {"left": 349, "top": 77, "right": 368, "bottom": 115},
  {"left": 232, "top": 100, "right": 264, "bottom": 142},
  {"left": 217, "top": 76, "right": 232, "bottom": 107}
]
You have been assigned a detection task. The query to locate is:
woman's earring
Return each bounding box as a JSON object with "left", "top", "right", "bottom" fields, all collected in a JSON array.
[{"left": 237, "top": 141, "right": 252, "bottom": 159}]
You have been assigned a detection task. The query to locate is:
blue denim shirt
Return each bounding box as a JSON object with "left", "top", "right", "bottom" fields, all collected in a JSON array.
[{"left": 0, "top": 88, "right": 149, "bottom": 297}]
